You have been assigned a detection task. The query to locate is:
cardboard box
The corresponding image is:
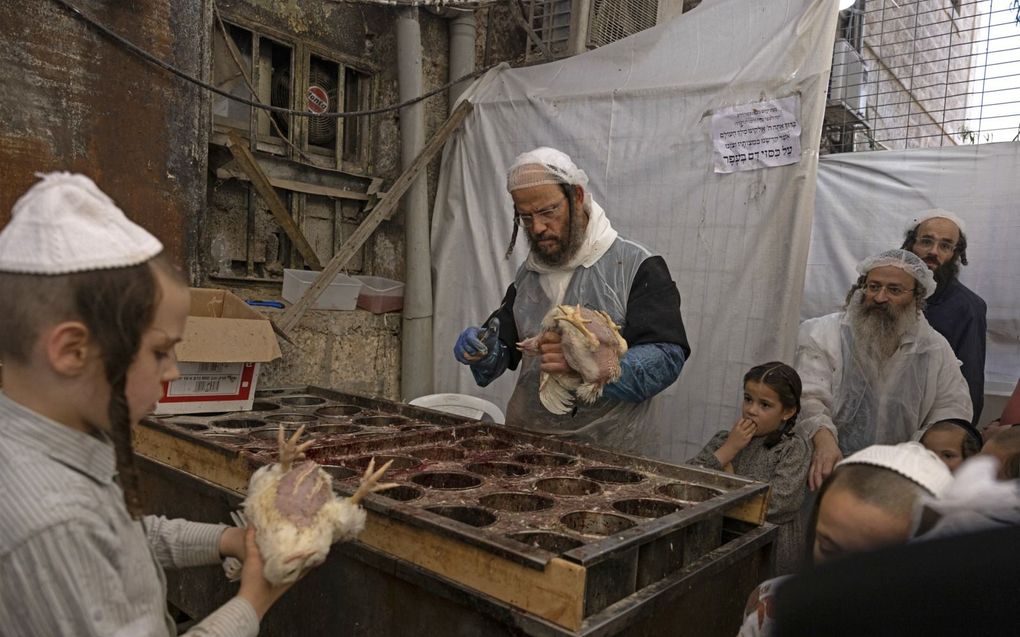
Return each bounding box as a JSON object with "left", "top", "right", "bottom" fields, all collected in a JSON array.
[{"left": 155, "top": 288, "right": 282, "bottom": 415}]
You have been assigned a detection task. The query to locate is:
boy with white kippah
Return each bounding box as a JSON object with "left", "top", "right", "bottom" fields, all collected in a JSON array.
[
  {"left": 795, "top": 248, "right": 972, "bottom": 491},
  {"left": 0, "top": 173, "right": 294, "bottom": 636},
  {"left": 737, "top": 442, "right": 952, "bottom": 637}
]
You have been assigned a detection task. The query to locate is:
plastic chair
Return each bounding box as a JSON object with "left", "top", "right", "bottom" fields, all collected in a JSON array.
[{"left": 408, "top": 393, "right": 505, "bottom": 424}]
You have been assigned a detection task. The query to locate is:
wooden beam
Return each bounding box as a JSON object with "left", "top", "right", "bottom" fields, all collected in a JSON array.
[
  {"left": 226, "top": 130, "right": 324, "bottom": 270},
  {"left": 215, "top": 164, "right": 372, "bottom": 201},
  {"left": 277, "top": 99, "right": 474, "bottom": 333}
]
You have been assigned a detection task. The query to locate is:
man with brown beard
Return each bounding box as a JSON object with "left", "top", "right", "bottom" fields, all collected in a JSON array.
[
  {"left": 452, "top": 147, "right": 690, "bottom": 449},
  {"left": 902, "top": 210, "right": 987, "bottom": 424},
  {"left": 795, "top": 249, "right": 972, "bottom": 490}
]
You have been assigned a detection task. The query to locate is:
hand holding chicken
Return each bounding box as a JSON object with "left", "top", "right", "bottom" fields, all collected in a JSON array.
[
  {"left": 240, "top": 425, "right": 395, "bottom": 585},
  {"left": 518, "top": 304, "right": 628, "bottom": 414}
]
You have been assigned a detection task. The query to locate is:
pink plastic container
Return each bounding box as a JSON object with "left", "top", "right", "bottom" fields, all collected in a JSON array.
[{"left": 354, "top": 276, "right": 404, "bottom": 314}]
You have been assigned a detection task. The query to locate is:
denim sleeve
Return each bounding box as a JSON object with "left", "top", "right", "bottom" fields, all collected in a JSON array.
[
  {"left": 469, "top": 340, "right": 511, "bottom": 387},
  {"left": 602, "top": 342, "right": 686, "bottom": 403}
]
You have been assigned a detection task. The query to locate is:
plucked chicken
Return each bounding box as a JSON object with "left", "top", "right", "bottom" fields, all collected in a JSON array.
[
  {"left": 518, "top": 304, "right": 628, "bottom": 414},
  {"left": 239, "top": 425, "right": 395, "bottom": 584}
]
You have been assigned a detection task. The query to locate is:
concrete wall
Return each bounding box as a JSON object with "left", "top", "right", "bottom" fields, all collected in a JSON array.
[
  {"left": 259, "top": 308, "right": 402, "bottom": 400},
  {"left": 0, "top": 0, "right": 209, "bottom": 265},
  {"left": 862, "top": 0, "right": 979, "bottom": 149}
]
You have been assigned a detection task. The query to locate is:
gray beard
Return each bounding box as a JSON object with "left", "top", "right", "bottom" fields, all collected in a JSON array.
[
  {"left": 528, "top": 214, "right": 587, "bottom": 267},
  {"left": 845, "top": 289, "right": 919, "bottom": 370}
]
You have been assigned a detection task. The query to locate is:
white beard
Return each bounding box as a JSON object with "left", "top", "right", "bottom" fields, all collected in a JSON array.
[{"left": 845, "top": 289, "right": 919, "bottom": 373}]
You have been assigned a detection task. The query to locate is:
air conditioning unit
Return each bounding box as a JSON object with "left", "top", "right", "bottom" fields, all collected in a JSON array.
[
  {"left": 526, "top": 0, "right": 661, "bottom": 60},
  {"left": 827, "top": 38, "right": 870, "bottom": 126}
]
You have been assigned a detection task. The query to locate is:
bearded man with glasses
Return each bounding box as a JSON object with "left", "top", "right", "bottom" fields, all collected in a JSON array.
[
  {"left": 901, "top": 210, "right": 987, "bottom": 424},
  {"left": 795, "top": 249, "right": 972, "bottom": 490},
  {"left": 452, "top": 147, "right": 690, "bottom": 450}
]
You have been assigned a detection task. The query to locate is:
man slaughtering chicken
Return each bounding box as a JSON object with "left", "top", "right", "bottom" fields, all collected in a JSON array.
[{"left": 453, "top": 147, "right": 690, "bottom": 450}]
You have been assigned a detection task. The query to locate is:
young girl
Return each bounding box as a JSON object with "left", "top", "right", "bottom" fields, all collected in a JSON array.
[
  {"left": 0, "top": 173, "right": 292, "bottom": 635},
  {"left": 689, "top": 362, "right": 810, "bottom": 574},
  {"left": 917, "top": 420, "right": 982, "bottom": 472}
]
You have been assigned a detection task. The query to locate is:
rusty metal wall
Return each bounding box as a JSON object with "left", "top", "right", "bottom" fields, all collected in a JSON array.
[{"left": 0, "top": 0, "right": 210, "bottom": 270}]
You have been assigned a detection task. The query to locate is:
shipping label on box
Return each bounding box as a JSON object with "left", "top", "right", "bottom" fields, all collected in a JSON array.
[
  {"left": 156, "top": 363, "right": 261, "bottom": 415},
  {"left": 155, "top": 288, "right": 281, "bottom": 415}
]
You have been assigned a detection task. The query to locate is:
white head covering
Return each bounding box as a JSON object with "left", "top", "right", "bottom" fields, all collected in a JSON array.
[
  {"left": 838, "top": 442, "right": 954, "bottom": 497},
  {"left": 507, "top": 147, "right": 590, "bottom": 193},
  {"left": 905, "top": 208, "right": 967, "bottom": 236},
  {"left": 856, "top": 248, "right": 937, "bottom": 299},
  {"left": 0, "top": 172, "right": 163, "bottom": 274}
]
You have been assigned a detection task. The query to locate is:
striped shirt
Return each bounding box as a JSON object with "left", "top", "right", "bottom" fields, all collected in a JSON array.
[{"left": 0, "top": 392, "right": 259, "bottom": 637}]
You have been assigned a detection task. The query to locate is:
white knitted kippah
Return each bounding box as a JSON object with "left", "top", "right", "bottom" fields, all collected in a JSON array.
[
  {"left": 0, "top": 172, "right": 163, "bottom": 274},
  {"left": 905, "top": 208, "right": 967, "bottom": 236},
  {"left": 837, "top": 442, "right": 954, "bottom": 498}
]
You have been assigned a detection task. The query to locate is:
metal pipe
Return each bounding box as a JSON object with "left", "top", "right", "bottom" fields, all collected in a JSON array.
[
  {"left": 397, "top": 7, "right": 433, "bottom": 401},
  {"left": 448, "top": 10, "right": 476, "bottom": 107}
]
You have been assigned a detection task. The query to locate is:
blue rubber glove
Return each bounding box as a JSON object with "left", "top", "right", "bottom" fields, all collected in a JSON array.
[{"left": 454, "top": 319, "right": 500, "bottom": 365}]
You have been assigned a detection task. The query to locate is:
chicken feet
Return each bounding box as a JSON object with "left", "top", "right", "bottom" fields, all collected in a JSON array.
[{"left": 348, "top": 458, "right": 399, "bottom": 505}]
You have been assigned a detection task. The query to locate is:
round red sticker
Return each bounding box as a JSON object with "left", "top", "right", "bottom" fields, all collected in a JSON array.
[{"left": 307, "top": 86, "right": 329, "bottom": 114}]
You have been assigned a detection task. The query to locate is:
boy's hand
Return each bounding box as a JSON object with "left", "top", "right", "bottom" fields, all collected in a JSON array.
[
  {"left": 237, "top": 526, "right": 293, "bottom": 620},
  {"left": 219, "top": 526, "right": 246, "bottom": 561}
]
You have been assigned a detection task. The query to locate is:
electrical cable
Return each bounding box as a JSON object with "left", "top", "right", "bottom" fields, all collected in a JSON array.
[{"left": 52, "top": 0, "right": 500, "bottom": 119}]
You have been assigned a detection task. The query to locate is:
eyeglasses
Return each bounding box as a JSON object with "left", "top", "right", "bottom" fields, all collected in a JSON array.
[
  {"left": 514, "top": 198, "right": 565, "bottom": 228},
  {"left": 916, "top": 236, "right": 957, "bottom": 253},
  {"left": 863, "top": 281, "right": 915, "bottom": 298}
]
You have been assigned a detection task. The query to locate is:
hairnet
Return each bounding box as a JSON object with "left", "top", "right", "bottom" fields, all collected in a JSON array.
[
  {"left": 856, "top": 249, "right": 937, "bottom": 299},
  {"left": 905, "top": 208, "right": 967, "bottom": 236},
  {"left": 506, "top": 147, "right": 589, "bottom": 192}
]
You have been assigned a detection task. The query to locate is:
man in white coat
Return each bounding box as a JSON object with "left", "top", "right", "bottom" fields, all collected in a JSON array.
[{"left": 796, "top": 249, "right": 972, "bottom": 489}]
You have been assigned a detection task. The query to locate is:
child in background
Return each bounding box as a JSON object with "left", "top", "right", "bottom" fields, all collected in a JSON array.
[
  {"left": 738, "top": 442, "right": 953, "bottom": 637},
  {"left": 689, "top": 362, "right": 810, "bottom": 574},
  {"left": 0, "top": 174, "right": 292, "bottom": 636},
  {"left": 917, "top": 421, "right": 982, "bottom": 472},
  {"left": 980, "top": 426, "right": 1020, "bottom": 480}
]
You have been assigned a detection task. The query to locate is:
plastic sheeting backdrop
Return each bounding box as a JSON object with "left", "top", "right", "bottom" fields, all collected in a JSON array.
[
  {"left": 808, "top": 142, "right": 1020, "bottom": 405},
  {"left": 431, "top": 0, "right": 841, "bottom": 461}
]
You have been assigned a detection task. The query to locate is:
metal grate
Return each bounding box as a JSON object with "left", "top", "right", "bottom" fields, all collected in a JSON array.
[
  {"left": 824, "top": 0, "right": 1020, "bottom": 152},
  {"left": 587, "top": 0, "right": 660, "bottom": 48},
  {"left": 527, "top": 0, "right": 574, "bottom": 59}
]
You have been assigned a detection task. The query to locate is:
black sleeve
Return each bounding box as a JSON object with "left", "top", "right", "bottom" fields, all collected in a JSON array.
[
  {"left": 621, "top": 256, "right": 691, "bottom": 358},
  {"left": 486, "top": 283, "right": 522, "bottom": 371}
]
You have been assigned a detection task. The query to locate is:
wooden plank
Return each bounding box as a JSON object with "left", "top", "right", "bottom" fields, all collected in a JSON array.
[
  {"left": 226, "top": 130, "right": 324, "bottom": 270},
  {"left": 724, "top": 490, "right": 769, "bottom": 526},
  {"left": 360, "top": 512, "right": 587, "bottom": 631},
  {"left": 132, "top": 424, "right": 254, "bottom": 493},
  {"left": 277, "top": 99, "right": 474, "bottom": 333},
  {"left": 215, "top": 165, "right": 372, "bottom": 201}
]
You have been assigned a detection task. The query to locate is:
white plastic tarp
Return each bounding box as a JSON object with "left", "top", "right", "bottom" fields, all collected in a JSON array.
[
  {"left": 808, "top": 142, "right": 1020, "bottom": 397},
  {"left": 430, "top": 0, "right": 841, "bottom": 461}
]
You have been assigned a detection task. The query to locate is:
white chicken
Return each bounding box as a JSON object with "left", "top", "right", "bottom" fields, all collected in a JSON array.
[
  {"left": 238, "top": 425, "right": 395, "bottom": 585},
  {"left": 518, "top": 304, "right": 628, "bottom": 414}
]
